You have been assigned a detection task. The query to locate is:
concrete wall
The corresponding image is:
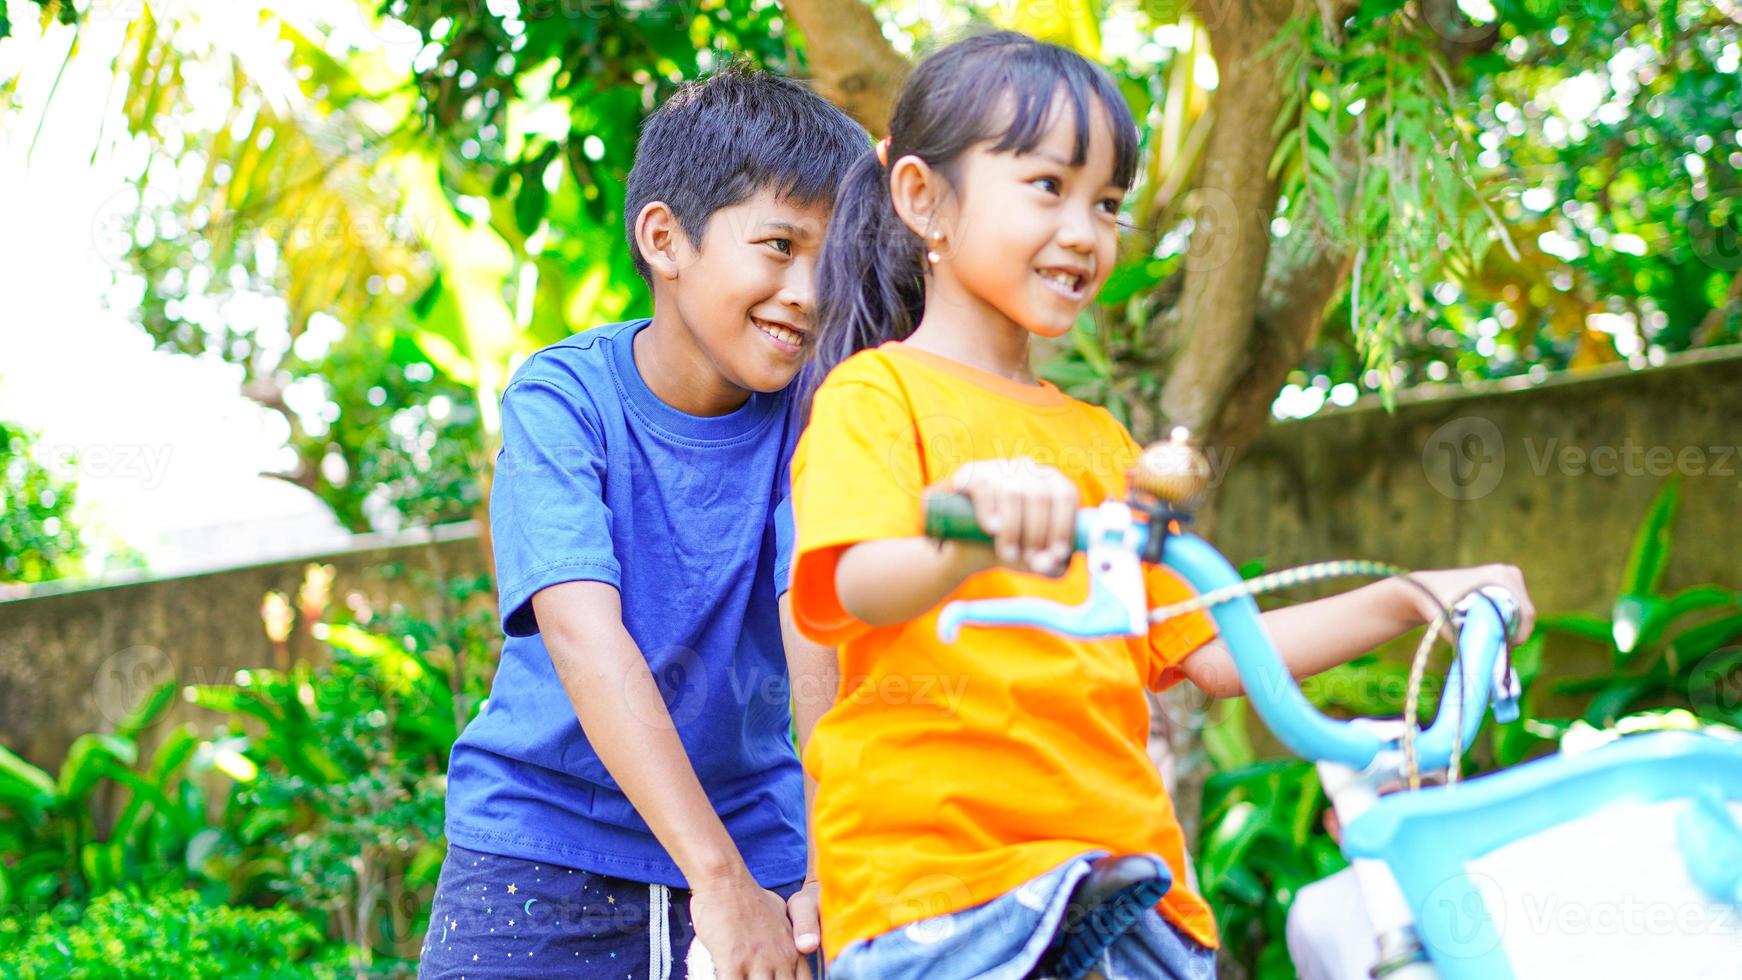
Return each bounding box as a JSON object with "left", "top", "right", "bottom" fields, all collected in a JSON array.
[
  {"left": 1209, "top": 346, "right": 1742, "bottom": 618},
  {"left": 0, "top": 522, "right": 489, "bottom": 770}
]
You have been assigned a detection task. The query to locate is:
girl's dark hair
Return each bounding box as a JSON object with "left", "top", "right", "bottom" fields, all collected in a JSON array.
[{"left": 802, "top": 30, "right": 1140, "bottom": 411}]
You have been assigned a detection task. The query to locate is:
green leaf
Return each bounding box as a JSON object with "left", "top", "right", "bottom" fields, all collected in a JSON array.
[
  {"left": 185, "top": 827, "right": 225, "bottom": 877},
  {"left": 1071, "top": 321, "right": 1111, "bottom": 377},
  {"left": 1669, "top": 613, "right": 1742, "bottom": 665},
  {"left": 148, "top": 724, "right": 200, "bottom": 785},
  {"left": 1611, "top": 594, "right": 1656, "bottom": 664},
  {"left": 239, "top": 807, "right": 288, "bottom": 845},
  {"left": 513, "top": 145, "right": 558, "bottom": 236},
  {"left": 1583, "top": 678, "right": 1660, "bottom": 726},
  {"left": 1203, "top": 700, "right": 1256, "bottom": 770},
  {"left": 1098, "top": 258, "right": 1168, "bottom": 307},
  {"left": 1200, "top": 801, "right": 1265, "bottom": 890},
  {"left": 1218, "top": 862, "right": 1268, "bottom": 905},
  {"left": 1267, "top": 136, "right": 1299, "bottom": 181},
  {"left": 57, "top": 733, "right": 138, "bottom": 801},
  {"left": 1537, "top": 613, "right": 1615, "bottom": 646},
  {"left": 0, "top": 744, "right": 56, "bottom": 805},
  {"left": 1620, "top": 478, "right": 1681, "bottom": 598},
  {"left": 115, "top": 680, "right": 178, "bottom": 741}
]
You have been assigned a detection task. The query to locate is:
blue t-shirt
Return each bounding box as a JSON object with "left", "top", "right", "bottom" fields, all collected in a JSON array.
[{"left": 445, "top": 317, "right": 805, "bottom": 888}]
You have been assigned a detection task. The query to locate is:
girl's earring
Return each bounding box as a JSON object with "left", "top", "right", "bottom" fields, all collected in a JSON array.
[{"left": 926, "top": 231, "right": 944, "bottom": 265}]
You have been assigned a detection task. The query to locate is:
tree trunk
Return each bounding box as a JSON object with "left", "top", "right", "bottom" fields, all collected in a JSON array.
[
  {"left": 1153, "top": 0, "right": 1359, "bottom": 464},
  {"left": 780, "top": 0, "right": 910, "bottom": 135}
]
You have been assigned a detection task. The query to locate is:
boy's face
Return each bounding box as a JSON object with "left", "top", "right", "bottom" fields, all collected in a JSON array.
[{"left": 666, "top": 188, "right": 831, "bottom": 394}]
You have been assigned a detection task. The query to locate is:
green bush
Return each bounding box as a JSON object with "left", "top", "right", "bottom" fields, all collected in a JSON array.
[
  {"left": 0, "top": 566, "right": 497, "bottom": 975},
  {"left": 179, "top": 566, "right": 495, "bottom": 974},
  {"left": 0, "top": 681, "right": 207, "bottom": 914},
  {"left": 0, "top": 887, "right": 321, "bottom": 978}
]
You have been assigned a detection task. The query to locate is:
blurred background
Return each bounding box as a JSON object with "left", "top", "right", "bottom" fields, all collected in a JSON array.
[{"left": 0, "top": 0, "right": 1738, "bottom": 976}]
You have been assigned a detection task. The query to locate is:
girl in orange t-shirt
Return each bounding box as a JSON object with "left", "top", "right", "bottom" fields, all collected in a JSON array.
[{"left": 788, "top": 31, "right": 1536, "bottom": 980}]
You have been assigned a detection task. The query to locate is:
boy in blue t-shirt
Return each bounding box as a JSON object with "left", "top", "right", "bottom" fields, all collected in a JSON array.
[{"left": 419, "top": 65, "right": 865, "bottom": 979}]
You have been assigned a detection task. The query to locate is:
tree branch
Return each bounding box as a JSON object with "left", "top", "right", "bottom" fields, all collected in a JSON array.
[
  {"left": 780, "top": 0, "right": 910, "bottom": 135},
  {"left": 1156, "top": 0, "right": 1299, "bottom": 450}
]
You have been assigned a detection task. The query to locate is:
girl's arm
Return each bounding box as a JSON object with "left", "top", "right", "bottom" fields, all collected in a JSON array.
[
  {"left": 835, "top": 537, "right": 991, "bottom": 627},
  {"left": 1176, "top": 564, "right": 1536, "bottom": 698},
  {"left": 835, "top": 458, "right": 1081, "bottom": 627}
]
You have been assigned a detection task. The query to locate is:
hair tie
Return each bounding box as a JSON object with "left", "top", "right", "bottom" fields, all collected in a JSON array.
[{"left": 875, "top": 135, "right": 892, "bottom": 167}]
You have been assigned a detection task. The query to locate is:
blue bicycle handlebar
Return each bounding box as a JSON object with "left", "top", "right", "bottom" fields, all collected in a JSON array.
[
  {"left": 1160, "top": 533, "right": 1392, "bottom": 767},
  {"left": 1163, "top": 532, "right": 1513, "bottom": 770},
  {"left": 923, "top": 492, "right": 1518, "bottom": 771}
]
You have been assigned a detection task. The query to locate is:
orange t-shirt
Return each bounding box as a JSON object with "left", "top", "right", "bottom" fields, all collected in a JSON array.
[{"left": 789, "top": 342, "right": 1221, "bottom": 956}]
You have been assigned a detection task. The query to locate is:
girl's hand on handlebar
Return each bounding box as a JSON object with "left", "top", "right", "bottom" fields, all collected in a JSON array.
[
  {"left": 1407, "top": 564, "right": 1536, "bottom": 644},
  {"left": 937, "top": 459, "right": 1077, "bottom": 578}
]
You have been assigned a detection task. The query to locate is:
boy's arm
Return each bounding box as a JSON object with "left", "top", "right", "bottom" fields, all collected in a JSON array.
[
  {"left": 779, "top": 592, "right": 835, "bottom": 956},
  {"left": 1177, "top": 564, "right": 1534, "bottom": 698},
  {"left": 531, "top": 580, "right": 803, "bottom": 976}
]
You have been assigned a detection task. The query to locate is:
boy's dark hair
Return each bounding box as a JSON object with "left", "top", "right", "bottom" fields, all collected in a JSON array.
[
  {"left": 625, "top": 61, "right": 869, "bottom": 284},
  {"left": 804, "top": 31, "right": 1140, "bottom": 412}
]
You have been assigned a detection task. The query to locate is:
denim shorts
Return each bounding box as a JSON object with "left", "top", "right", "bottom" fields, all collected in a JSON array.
[
  {"left": 417, "top": 842, "right": 819, "bottom": 979},
  {"left": 827, "top": 851, "right": 1216, "bottom": 980}
]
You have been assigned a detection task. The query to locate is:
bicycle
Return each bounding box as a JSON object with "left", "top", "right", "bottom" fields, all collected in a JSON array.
[{"left": 922, "top": 428, "right": 1742, "bottom": 980}]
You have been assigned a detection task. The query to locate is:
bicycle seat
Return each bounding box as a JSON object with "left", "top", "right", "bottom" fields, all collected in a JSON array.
[{"left": 1029, "top": 853, "right": 1173, "bottom": 980}]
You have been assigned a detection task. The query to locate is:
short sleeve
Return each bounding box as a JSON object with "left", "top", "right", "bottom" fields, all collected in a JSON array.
[
  {"left": 490, "top": 377, "right": 620, "bottom": 637},
  {"left": 772, "top": 497, "right": 795, "bottom": 597},
  {"left": 1141, "top": 557, "right": 1219, "bottom": 691},
  {"left": 788, "top": 376, "right": 925, "bottom": 646}
]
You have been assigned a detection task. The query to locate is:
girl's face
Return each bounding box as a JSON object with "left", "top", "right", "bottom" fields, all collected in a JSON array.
[{"left": 933, "top": 96, "right": 1126, "bottom": 340}]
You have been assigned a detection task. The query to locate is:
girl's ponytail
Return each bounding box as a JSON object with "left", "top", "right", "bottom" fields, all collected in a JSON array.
[{"left": 801, "top": 147, "right": 927, "bottom": 418}]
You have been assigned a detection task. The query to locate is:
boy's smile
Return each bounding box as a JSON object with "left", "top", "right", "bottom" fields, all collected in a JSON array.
[{"left": 751, "top": 313, "right": 807, "bottom": 354}]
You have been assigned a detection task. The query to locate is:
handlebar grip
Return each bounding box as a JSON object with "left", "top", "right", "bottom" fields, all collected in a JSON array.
[{"left": 923, "top": 492, "right": 994, "bottom": 545}]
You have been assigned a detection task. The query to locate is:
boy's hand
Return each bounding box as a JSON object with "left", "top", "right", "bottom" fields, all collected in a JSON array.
[
  {"left": 1406, "top": 564, "right": 1536, "bottom": 643},
  {"left": 691, "top": 871, "right": 812, "bottom": 980},
  {"left": 786, "top": 878, "right": 822, "bottom": 958},
  {"left": 941, "top": 458, "right": 1078, "bottom": 578}
]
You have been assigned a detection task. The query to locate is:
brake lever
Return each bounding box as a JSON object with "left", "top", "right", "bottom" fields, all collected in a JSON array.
[
  {"left": 936, "top": 502, "right": 1151, "bottom": 641},
  {"left": 1454, "top": 586, "right": 1523, "bottom": 724}
]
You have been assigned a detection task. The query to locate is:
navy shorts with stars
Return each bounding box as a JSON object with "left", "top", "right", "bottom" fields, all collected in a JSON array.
[{"left": 417, "top": 843, "right": 818, "bottom": 979}]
